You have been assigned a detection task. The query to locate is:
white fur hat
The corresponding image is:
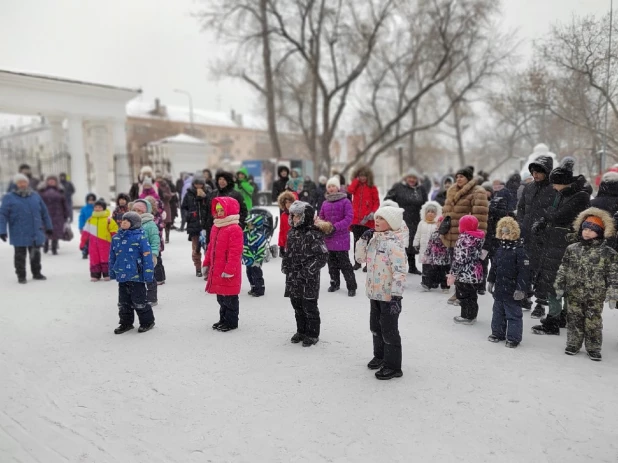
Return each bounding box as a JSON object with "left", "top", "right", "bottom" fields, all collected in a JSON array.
[
  {"left": 375, "top": 206, "right": 404, "bottom": 231},
  {"left": 326, "top": 176, "right": 341, "bottom": 189},
  {"left": 381, "top": 199, "right": 400, "bottom": 208},
  {"left": 13, "top": 173, "right": 29, "bottom": 184}
]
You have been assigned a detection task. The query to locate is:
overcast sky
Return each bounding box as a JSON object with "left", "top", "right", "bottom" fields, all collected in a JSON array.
[{"left": 0, "top": 0, "right": 613, "bottom": 120}]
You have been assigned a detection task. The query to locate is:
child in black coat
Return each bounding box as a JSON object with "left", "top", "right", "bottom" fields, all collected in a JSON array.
[
  {"left": 487, "top": 217, "right": 530, "bottom": 347},
  {"left": 282, "top": 201, "right": 329, "bottom": 347}
]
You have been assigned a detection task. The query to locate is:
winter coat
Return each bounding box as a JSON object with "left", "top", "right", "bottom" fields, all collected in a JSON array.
[
  {"left": 129, "top": 180, "right": 159, "bottom": 201},
  {"left": 158, "top": 181, "right": 174, "bottom": 224},
  {"left": 235, "top": 167, "right": 255, "bottom": 211},
  {"left": 205, "top": 172, "right": 249, "bottom": 238},
  {"left": 451, "top": 232, "right": 485, "bottom": 284},
  {"left": 109, "top": 228, "right": 154, "bottom": 283},
  {"left": 277, "top": 191, "right": 298, "bottom": 249},
  {"left": 299, "top": 180, "right": 318, "bottom": 208},
  {"left": 203, "top": 197, "right": 243, "bottom": 296},
  {"left": 316, "top": 183, "right": 327, "bottom": 213},
  {"left": 591, "top": 178, "right": 618, "bottom": 216},
  {"left": 286, "top": 174, "right": 304, "bottom": 194},
  {"left": 242, "top": 212, "right": 269, "bottom": 266},
  {"left": 516, "top": 155, "right": 554, "bottom": 241},
  {"left": 79, "top": 202, "right": 94, "bottom": 231},
  {"left": 272, "top": 166, "right": 290, "bottom": 203},
  {"left": 424, "top": 231, "right": 452, "bottom": 266},
  {"left": 413, "top": 201, "right": 442, "bottom": 263},
  {"left": 282, "top": 202, "right": 328, "bottom": 300},
  {"left": 348, "top": 167, "right": 380, "bottom": 229},
  {"left": 487, "top": 217, "right": 530, "bottom": 300},
  {"left": 181, "top": 187, "right": 209, "bottom": 238},
  {"left": 484, "top": 189, "right": 512, "bottom": 255},
  {"left": 535, "top": 176, "right": 591, "bottom": 297},
  {"left": 385, "top": 181, "right": 428, "bottom": 249},
  {"left": 441, "top": 180, "right": 489, "bottom": 248},
  {"left": 140, "top": 213, "right": 161, "bottom": 257},
  {"left": 555, "top": 208, "right": 618, "bottom": 302},
  {"left": 112, "top": 193, "right": 131, "bottom": 226},
  {"left": 318, "top": 193, "right": 353, "bottom": 251},
  {"left": 80, "top": 209, "right": 118, "bottom": 267},
  {"left": 355, "top": 230, "right": 407, "bottom": 302},
  {"left": 39, "top": 185, "right": 70, "bottom": 240},
  {"left": 505, "top": 174, "right": 521, "bottom": 211},
  {"left": 0, "top": 189, "right": 52, "bottom": 247},
  {"left": 139, "top": 187, "right": 160, "bottom": 201}
]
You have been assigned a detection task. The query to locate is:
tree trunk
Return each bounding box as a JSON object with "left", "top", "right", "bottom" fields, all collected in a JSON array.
[
  {"left": 259, "top": 0, "right": 282, "bottom": 159},
  {"left": 453, "top": 105, "right": 466, "bottom": 167},
  {"left": 407, "top": 106, "right": 418, "bottom": 169}
]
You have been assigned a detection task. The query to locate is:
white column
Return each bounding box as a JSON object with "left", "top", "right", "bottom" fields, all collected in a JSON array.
[
  {"left": 86, "top": 121, "right": 111, "bottom": 200},
  {"left": 47, "top": 116, "right": 66, "bottom": 153},
  {"left": 67, "top": 116, "right": 89, "bottom": 207},
  {"left": 112, "top": 119, "right": 131, "bottom": 195}
]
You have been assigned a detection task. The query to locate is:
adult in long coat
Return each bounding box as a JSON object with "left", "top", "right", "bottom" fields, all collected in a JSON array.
[
  {"left": 516, "top": 155, "right": 555, "bottom": 313},
  {"left": 347, "top": 165, "right": 380, "bottom": 270},
  {"left": 157, "top": 177, "right": 174, "bottom": 243},
  {"left": 181, "top": 176, "right": 211, "bottom": 276},
  {"left": 385, "top": 167, "right": 428, "bottom": 274},
  {"left": 39, "top": 175, "right": 70, "bottom": 255},
  {"left": 441, "top": 166, "right": 489, "bottom": 248},
  {"left": 531, "top": 162, "right": 590, "bottom": 334},
  {"left": 272, "top": 166, "right": 290, "bottom": 203},
  {"left": 0, "top": 174, "right": 53, "bottom": 283},
  {"left": 204, "top": 172, "right": 249, "bottom": 242}
]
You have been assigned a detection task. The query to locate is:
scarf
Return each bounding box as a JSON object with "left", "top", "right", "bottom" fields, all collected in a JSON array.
[
  {"left": 214, "top": 214, "right": 240, "bottom": 228},
  {"left": 16, "top": 188, "right": 32, "bottom": 197},
  {"left": 325, "top": 192, "right": 348, "bottom": 202}
]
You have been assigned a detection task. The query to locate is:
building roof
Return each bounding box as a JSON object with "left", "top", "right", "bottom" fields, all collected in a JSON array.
[
  {"left": 150, "top": 134, "right": 207, "bottom": 145},
  {"left": 0, "top": 69, "right": 141, "bottom": 94},
  {"left": 126, "top": 99, "right": 266, "bottom": 131}
]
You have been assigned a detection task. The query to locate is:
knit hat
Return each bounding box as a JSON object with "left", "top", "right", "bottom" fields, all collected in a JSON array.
[
  {"left": 122, "top": 211, "right": 142, "bottom": 229},
  {"left": 455, "top": 166, "right": 474, "bottom": 181},
  {"left": 94, "top": 198, "right": 107, "bottom": 209},
  {"left": 318, "top": 175, "right": 327, "bottom": 184},
  {"left": 602, "top": 171, "right": 618, "bottom": 183},
  {"left": 375, "top": 206, "right": 404, "bottom": 231},
  {"left": 142, "top": 177, "right": 153, "bottom": 188},
  {"left": 133, "top": 199, "right": 151, "bottom": 214},
  {"left": 13, "top": 173, "right": 28, "bottom": 184},
  {"left": 549, "top": 159, "right": 575, "bottom": 185},
  {"left": 481, "top": 181, "right": 493, "bottom": 193},
  {"left": 192, "top": 176, "right": 206, "bottom": 186},
  {"left": 381, "top": 199, "right": 400, "bottom": 208},
  {"left": 326, "top": 176, "right": 341, "bottom": 189},
  {"left": 459, "top": 214, "right": 485, "bottom": 239},
  {"left": 582, "top": 216, "right": 605, "bottom": 236}
]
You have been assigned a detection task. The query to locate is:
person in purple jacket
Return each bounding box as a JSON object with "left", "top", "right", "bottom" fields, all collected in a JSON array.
[{"left": 318, "top": 176, "right": 358, "bottom": 297}]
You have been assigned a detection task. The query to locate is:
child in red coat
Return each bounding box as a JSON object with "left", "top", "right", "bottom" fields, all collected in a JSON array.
[{"left": 203, "top": 197, "right": 244, "bottom": 332}]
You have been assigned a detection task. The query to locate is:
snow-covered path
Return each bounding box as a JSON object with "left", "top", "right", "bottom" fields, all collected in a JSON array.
[{"left": 1, "top": 218, "right": 618, "bottom": 462}]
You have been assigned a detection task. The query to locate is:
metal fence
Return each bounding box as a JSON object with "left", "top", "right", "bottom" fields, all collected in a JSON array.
[{"left": 0, "top": 146, "right": 74, "bottom": 192}]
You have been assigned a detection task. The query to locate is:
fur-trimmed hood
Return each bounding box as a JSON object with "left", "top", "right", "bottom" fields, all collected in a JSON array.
[
  {"left": 496, "top": 216, "right": 521, "bottom": 241},
  {"left": 352, "top": 165, "right": 374, "bottom": 187},
  {"left": 420, "top": 201, "right": 442, "bottom": 221},
  {"left": 573, "top": 207, "right": 616, "bottom": 238},
  {"left": 277, "top": 190, "right": 297, "bottom": 211}
]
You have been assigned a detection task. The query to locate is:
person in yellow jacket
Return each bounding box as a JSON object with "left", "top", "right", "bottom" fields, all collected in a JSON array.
[{"left": 80, "top": 199, "right": 118, "bottom": 281}]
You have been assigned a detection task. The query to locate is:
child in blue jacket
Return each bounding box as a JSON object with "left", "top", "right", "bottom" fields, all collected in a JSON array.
[
  {"left": 78, "top": 193, "right": 97, "bottom": 258},
  {"left": 487, "top": 217, "right": 530, "bottom": 348},
  {"left": 109, "top": 212, "right": 156, "bottom": 334}
]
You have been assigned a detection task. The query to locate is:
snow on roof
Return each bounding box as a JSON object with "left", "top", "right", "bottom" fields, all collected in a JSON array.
[
  {"left": 151, "top": 134, "right": 207, "bottom": 145},
  {"left": 126, "top": 99, "right": 266, "bottom": 131}
]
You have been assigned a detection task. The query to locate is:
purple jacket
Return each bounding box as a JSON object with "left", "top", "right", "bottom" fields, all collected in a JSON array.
[
  {"left": 319, "top": 193, "right": 353, "bottom": 251},
  {"left": 39, "top": 186, "right": 70, "bottom": 240}
]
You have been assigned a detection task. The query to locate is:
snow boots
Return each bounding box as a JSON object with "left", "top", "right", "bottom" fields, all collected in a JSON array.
[
  {"left": 367, "top": 357, "right": 384, "bottom": 370},
  {"left": 531, "top": 315, "right": 559, "bottom": 335},
  {"left": 565, "top": 346, "right": 579, "bottom": 356},
  {"left": 302, "top": 337, "right": 318, "bottom": 347},
  {"left": 375, "top": 367, "right": 403, "bottom": 380},
  {"left": 587, "top": 351, "right": 602, "bottom": 362},
  {"left": 291, "top": 333, "right": 304, "bottom": 344},
  {"left": 138, "top": 322, "right": 155, "bottom": 333},
  {"left": 114, "top": 324, "right": 134, "bottom": 334},
  {"left": 454, "top": 316, "right": 476, "bottom": 325},
  {"left": 348, "top": 289, "right": 356, "bottom": 297},
  {"left": 530, "top": 304, "right": 546, "bottom": 319}
]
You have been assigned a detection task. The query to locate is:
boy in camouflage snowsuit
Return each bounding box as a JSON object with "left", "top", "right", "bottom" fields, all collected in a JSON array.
[
  {"left": 242, "top": 212, "right": 268, "bottom": 297},
  {"left": 553, "top": 208, "right": 618, "bottom": 361}
]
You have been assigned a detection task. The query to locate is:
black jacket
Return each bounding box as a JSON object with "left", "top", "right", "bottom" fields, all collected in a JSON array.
[
  {"left": 272, "top": 166, "right": 290, "bottom": 203},
  {"left": 316, "top": 183, "right": 327, "bottom": 213},
  {"left": 181, "top": 187, "right": 210, "bottom": 238},
  {"left": 488, "top": 239, "right": 530, "bottom": 300},
  {"left": 384, "top": 182, "right": 428, "bottom": 243},
  {"left": 591, "top": 180, "right": 618, "bottom": 216},
  {"left": 483, "top": 189, "right": 512, "bottom": 254},
  {"left": 517, "top": 155, "right": 555, "bottom": 243},
  {"left": 535, "top": 175, "right": 590, "bottom": 297},
  {"left": 282, "top": 202, "right": 328, "bottom": 300}
]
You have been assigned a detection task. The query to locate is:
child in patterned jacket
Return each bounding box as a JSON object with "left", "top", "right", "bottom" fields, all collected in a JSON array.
[
  {"left": 448, "top": 215, "right": 485, "bottom": 325},
  {"left": 355, "top": 205, "right": 407, "bottom": 381},
  {"left": 423, "top": 216, "right": 452, "bottom": 292}
]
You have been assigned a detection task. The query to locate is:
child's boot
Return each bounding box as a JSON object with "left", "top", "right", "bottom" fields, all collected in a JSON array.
[
  {"left": 138, "top": 322, "right": 155, "bottom": 333},
  {"left": 375, "top": 367, "right": 403, "bottom": 380},
  {"left": 114, "top": 324, "right": 134, "bottom": 334},
  {"left": 302, "top": 337, "right": 318, "bottom": 347}
]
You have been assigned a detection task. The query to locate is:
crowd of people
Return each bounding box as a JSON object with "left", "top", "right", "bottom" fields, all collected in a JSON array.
[{"left": 1, "top": 155, "right": 618, "bottom": 380}]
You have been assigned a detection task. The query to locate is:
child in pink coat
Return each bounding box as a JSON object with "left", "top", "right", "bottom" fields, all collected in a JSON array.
[{"left": 203, "top": 197, "right": 244, "bottom": 332}]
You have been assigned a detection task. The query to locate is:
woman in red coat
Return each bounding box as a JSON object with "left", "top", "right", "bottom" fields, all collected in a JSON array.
[
  {"left": 203, "top": 196, "right": 244, "bottom": 332},
  {"left": 347, "top": 165, "right": 380, "bottom": 270}
]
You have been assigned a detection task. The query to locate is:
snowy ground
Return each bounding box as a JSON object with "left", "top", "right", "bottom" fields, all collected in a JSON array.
[{"left": 2, "top": 209, "right": 618, "bottom": 463}]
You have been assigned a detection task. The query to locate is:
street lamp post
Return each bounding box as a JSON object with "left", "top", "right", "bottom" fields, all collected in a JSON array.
[{"left": 174, "top": 88, "right": 195, "bottom": 136}]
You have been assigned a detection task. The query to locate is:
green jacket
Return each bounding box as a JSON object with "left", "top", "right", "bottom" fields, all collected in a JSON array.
[
  {"left": 140, "top": 213, "right": 161, "bottom": 256},
  {"left": 235, "top": 167, "right": 255, "bottom": 210},
  {"left": 555, "top": 239, "right": 618, "bottom": 302}
]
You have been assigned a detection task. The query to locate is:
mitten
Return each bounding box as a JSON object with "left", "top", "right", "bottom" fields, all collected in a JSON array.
[
  {"left": 153, "top": 255, "right": 158, "bottom": 266},
  {"left": 447, "top": 274, "right": 456, "bottom": 286},
  {"left": 389, "top": 296, "right": 402, "bottom": 315},
  {"left": 513, "top": 290, "right": 525, "bottom": 301},
  {"left": 487, "top": 282, "right": 495, "bottom": 294},
  {"left": 531, "top": 218, "right": 546, "bottom": 234},
  {"left": 361, "top": 229, "right": 375, "bottom": 241}
]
